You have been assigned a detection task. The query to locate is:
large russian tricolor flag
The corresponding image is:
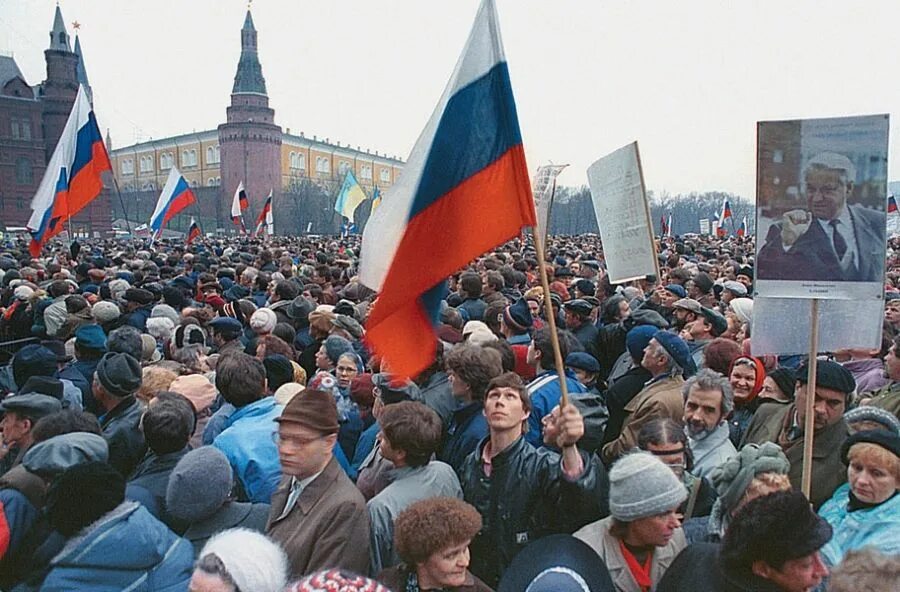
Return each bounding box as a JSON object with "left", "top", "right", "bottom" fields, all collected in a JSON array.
[
  {"left": 231, "top": 181, "right": 249, "bottom": 233},
  {"left": 359, "top": 0, "right": 535, "bottom": 378},
  {"left": 27, "top": 85, "right": 111, "bottom": 256},
  {"left": 149, "top": 167, "right": 196, "bottom": 239}
]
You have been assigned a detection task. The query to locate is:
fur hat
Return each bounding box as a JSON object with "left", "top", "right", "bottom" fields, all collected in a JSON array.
[
  {"left": 250, "top": 308, "right": 278, "bottom": 334},
  {"left": 608, "top": 452, "right": 687, "bottom": 521},
  {"left": 198, "top": 528, "right": 289, "bottom": 592},
  {"left": 166, "top": 446, "right": 234, "bottom": 523}
]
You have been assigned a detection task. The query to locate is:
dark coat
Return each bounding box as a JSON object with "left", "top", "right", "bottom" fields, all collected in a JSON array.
[
  {"left": 439, "top": 401, "right": 488, "bottom": 473},
  {"left": 756, "top": 204, "right": 885, "bottom": 282},
  {"left": 267, "top": 456, "right": 370, "bottom": 578},
  {"left": 657, "top": 543, "right": 786, "bottom": 592},
  {"left": 182, "top": 501, "right": 270, "bottom": 556},
  {"left": 458, "top": 436, "right": 609, "bottom": 588},
  {"left": 602, "top": 365, "right": 653, "bottom": 448},
  {"left": 123, "top": 305, "right": 153, "bottom": 332},
  {"left": 458, "top": 298, "right": 487, "bottom": 322},
  {"left": 740, "top": 402, "right": 848, "bottom": 508},
  {"left": 125, "top": 448, "right": 189, "bottom": 525},
  {"left": 100, "top": 396, "right": 148, "bottom": 478},
  {"left": 378, "top": 565, "right": 492, "bottom": 592}
]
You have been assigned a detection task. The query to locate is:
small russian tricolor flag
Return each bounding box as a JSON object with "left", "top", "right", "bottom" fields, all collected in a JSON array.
[
  {"left": 889, "top": 194, "right": 897, "bottom": 214},
  {"left": 149, "top": 167, "right": 196, "bottom": 239},
  {"left": 187, "top": 217, "right": 201, "bottom": 244}
]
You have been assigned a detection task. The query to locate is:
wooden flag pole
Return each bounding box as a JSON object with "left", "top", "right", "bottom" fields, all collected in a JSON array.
[
  {"left": 801, "top": 298, "right": 820, "bottom": 497},
  {"left": 531, "top": 224, "right": 569, "bottom": 410}
]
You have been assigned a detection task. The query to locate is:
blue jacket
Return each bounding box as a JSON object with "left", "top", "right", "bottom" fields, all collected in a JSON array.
[
  {"left": 525, "top": 370, "right": 586, "bottom": 447},
  {"left": 124, "top": 305, "right": 152, "bottom": 332},
  {"left": 213, "top": 397, "right": 283, "bottom": 503},
  {"left": 818, "top": 483, "right": 900, "bottom": 567},
  {"left": 40, "top": 501, "right": 192, "bottom": 591},
  {"left": 440, "top": 401, "right": 488, "bottom": 472}
]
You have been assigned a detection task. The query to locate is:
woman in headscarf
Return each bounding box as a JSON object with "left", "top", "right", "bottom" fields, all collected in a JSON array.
[{"left": 726, "top": 356, "right": 766, "bottom": 447}]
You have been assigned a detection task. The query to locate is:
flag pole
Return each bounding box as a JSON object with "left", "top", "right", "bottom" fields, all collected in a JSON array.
[
  {"left": 530, "top": 224, "right": 569, "bottom": 409},
  {"left": 801, "top": 298, "right": 820, "bottom": 497},
  {"left": 109, "top": 174, "right": 132, "bottom": 235}
]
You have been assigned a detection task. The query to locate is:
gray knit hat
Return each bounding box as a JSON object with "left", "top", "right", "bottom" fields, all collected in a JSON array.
[
  {"left": 609, "top": 452, "right": 687, "bottom": 521},
  {"left": 166, "top": 446, "right": 234, "bottom": 523},
  {"left": 96, "top": 352, "right": 142, "bottom": 397},
  {"left": 844, "top": 406, "right": 900, "bottom": 435},
  {"left": 91, "top": 301, "right": 121, "bottom": 323},
  {"left": 710, "top": 442, "right": 790, "bottom": 512}
]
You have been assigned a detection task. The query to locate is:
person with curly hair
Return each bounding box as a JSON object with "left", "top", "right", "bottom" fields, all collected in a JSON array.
[{"left": 376, "top": 497, "right": 491, "bottom": 592}]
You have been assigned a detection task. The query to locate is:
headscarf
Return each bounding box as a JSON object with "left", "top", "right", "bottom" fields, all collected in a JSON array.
[{"left": 728, "top": 355, "right": 766, "bottom": 405}]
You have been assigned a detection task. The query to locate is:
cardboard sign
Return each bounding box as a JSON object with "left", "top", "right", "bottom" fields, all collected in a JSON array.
[{"left": 586, "top": 142, "right": 658, "bottom": 283}]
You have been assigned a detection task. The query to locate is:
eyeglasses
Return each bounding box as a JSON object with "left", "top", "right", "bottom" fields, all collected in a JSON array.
[{"left": 272, "top": 431, "right": 323, "bottom": 448}]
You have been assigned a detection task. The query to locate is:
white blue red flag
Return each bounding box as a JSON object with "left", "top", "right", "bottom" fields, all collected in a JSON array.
[
  {"left": 27, "top": 85, "right": 111, "bottom": 256},
  {"left": 719, "top": 197, "right": 733, "bottom": 223},
  {"left": 254, "top": 191, "right": 273, "bottom": 237},
  {"left": 231, "top": 181, "right": 249, "bottom": 233},
  {"left": 149, "top": 167, "right": 196, "bottom": 239},
  {"left": 359, "top": 0, "right": 535, "bottom": 378},
  {"left": 737, "top": 216, "right": 747, "bottom": 237},
  {"left": 889, "top": 194, "right": 898, "bottom": 214},
  {"left": 187, "top": 217, "right": 201, "bottom": 244}
]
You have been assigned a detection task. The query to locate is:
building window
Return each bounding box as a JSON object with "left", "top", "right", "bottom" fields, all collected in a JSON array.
[
  {"left": 290, "top": 152, "right": 297, "bottom": 169},
  {"left": 182, "top": 150, "right": 198, "bottom": 167},
  {"left": 316, "top": 157, "right": 330, "bottom": 174},
  {"left": 289, "top": 152, "right": 306, "bottom": 170},
  {"left": 16, "top": 198, "right": 25, "bottom": 210},
  {"left": 207, "top": 177, "right": 217, "bottom": 186},
  {"left": 216, "top": 176, "right": 221, "bottom": 185},
  {"left": 15, "top": 158, "right": 33, "bottom": 184},
  {"left": 206, "top": 146, "right": 220, "bottom": 164},
  {"left": 142, "top": 181, "right": 155, "bottom": 191},
  {"left": 140, "top": 156, "right": 154, "bottom": 173},
  {"left": 360, "top": 165, "right": 372, "bottom": 180},
  {"left": 380, "top": 168, "right": 390, "bottom": 182},
  {"left": 160, "top": 152, "right": 174, "bottom": 170},
  {"left": 11, "top": 119, "right": 31, "bottom": 140},
  {"left": 190, "top": 180, "right": 198, "bottom": 188},
  {"left": 121, "top": 159, "right": 134, "bottom": 174},
  {"left": 773, "top": 149, "right": 784, "bottom": 164},
  {"left": 338, "top": 161, "right": 350, "bottom": 175}
]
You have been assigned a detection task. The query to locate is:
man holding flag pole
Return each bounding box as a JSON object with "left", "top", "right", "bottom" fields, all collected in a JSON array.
[{"left": 357, "top": 1, "right": 607, "bottom": 585}]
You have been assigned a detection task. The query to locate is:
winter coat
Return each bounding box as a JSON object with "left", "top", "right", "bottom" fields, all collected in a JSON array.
[
  {"left": 440, "top": 401, "right": 488, "bottom": 473},
  {"left": 39, "top": 501, "right": 192, "bottom": 592},
  {"left": 865, "top": 381, "right": 900, "bottom": 417},
  {"left": 741, "top": 402, "right": 849, "bottom": 508},
  {"left": 267, "top": 456, "right": 370, "bottom": 578},
  {"left": 602, "top": 375, "right": 685, "bottom": 465},
  {"left": 525, "top": 370, "right": 587, "bottom": 447},
  {"left": 602, "top": 365, "right": 653, "bottom": 448},
  {"left": 182, "top": 501, "right": 270, "bottom": 557},
  {"left": 459, "top": 435, "right": 609, "bottom": 588},
  {"left": 689, "top": 422, "right": 737, "bottom": 480},
  {"left": 100, "top": 396, "right": 148, "bottom": 478},
  {"left": 125, "top": 448, "right": 189, "bottom": 525},
  {"left": 574, "top": 516, "right": 686, "bottom": 592},
  {"left": 418, "top": 371, "right": 456, "bottom": 427},
  {"left": 817, "top": 483, "right": 900, "bottom": 567},
  {"left": 657, "top": 543, "right": 786, "bottom": 592},
  {"left": 378, "top": 565, "right": 492, "bottom": 592},
  {"left": 842, "top": 358, "right": 890, "bottom": 394},
  {"left": 212, "top": 396, "right": 283, "bottom": 503}
]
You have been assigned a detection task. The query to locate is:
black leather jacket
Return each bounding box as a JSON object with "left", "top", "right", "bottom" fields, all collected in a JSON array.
[{"left": 458, "top": 435, "right": 609, "bottom": 588}]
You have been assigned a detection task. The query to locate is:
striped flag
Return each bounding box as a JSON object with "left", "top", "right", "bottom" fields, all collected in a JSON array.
[
  {"left": 27, "top": 85, "right": 111, "bottom": 256},
  {"left": 737, "top": 216, "right": 747, "bottom": 237},
  {"left": 359, "top": 0, "right": 535, "bottom": 378},
  {"left": 231, "top": 181, "right": 249, "bottom": 233},
  {"left": 889, "top": 194, "right": 898, "bottom": 214},
  {"left": 660, "top": 215, "right": 669, "bottom": 236},
  {"left": 149, "top": 167, "right": 196, "bottom": 239},
  {"left": 254, "top": 191, "right": 273, "bottom": 237},
  {"left": 187, "top": 217, "right": 201, "bottom": 244}
]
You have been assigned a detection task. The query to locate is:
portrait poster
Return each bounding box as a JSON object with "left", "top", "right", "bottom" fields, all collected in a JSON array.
[
  {"left": 699, "top": 218, "right": 710, "bottom": 235},
  {"left": 586, "top": 142, "right": 658, "bottom": 284},
  {"left": 755, "top": 115, "right": 889, "bottom": 300}
]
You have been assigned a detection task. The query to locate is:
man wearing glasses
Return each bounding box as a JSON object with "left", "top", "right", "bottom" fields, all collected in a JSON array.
[{"left": 757, "top": 152, "right": 885, "bottom": 282}]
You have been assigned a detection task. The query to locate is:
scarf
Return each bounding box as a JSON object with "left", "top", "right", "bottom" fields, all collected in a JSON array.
[{"left": 619, "top": 540, "right": 653, "bottom": 592}]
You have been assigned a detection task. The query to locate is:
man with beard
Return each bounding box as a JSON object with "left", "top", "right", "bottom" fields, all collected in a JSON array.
[
  {"left": 672, "top": 298, "right": 701, "bottom": 332},
  {"left": 682, "top": 369, "right": 737, "bottom": 479}
]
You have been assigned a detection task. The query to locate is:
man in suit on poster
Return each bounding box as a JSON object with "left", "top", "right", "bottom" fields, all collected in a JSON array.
[{"left": 757, "top": 152, "right": 885, "bottom": 282}]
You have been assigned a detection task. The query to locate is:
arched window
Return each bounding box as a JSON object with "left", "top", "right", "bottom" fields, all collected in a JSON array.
[
  {"left": 290, "top": 152, "right": 298, "bottom": 169},
  {"left": 142, "top": 181, "right": 155, "bottom": 191},
  {"left": 190, "top": 180, "right": 198, "bottom": 188},
  {"left": 338, "top": 161, "right": 350, "bottom": 175},
  {"left": 360, "top": 165, "right": 372, "bottom": 180},
  {"left": 182, "top": 150, "right": 190, "bottom": 166},
  {"left": 190, "top": 150, "right": 197, "bottom": 166},
  {"left": 216, "top": 177, "right": 221, "bottom": 185},
  {"left": 297, "top": 153, "right": 306, "bottom": 170},
  {"left": 380, "top": 168, "right": 390, "bottom": 182},
  {"left": 215, "top": 146, "right": 220, "bottom": 162},
  {"left": 15, "top": 158, "right": 33, "bottom": 184},
  {"left": 207, "top": 146, "right": 215, "bottom": 164},
  {"left": 207, "top": 177, "right": 216, "bottom": 186}
]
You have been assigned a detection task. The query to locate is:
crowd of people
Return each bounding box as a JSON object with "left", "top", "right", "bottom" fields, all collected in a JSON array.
[{"left": 0, "top": 230, "right": 897, "bottom": 592}]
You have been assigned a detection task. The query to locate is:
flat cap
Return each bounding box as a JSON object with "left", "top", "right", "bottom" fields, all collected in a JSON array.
[
  {"left": 208, "top": 316, "right": 244, "bottom": 333},
  {"left": 0, "top": 393, "right": 62, "bottom": 418},
  {"left": 563, "top": 299, "right": 593, "bottom": 316},
  {"left": 672, "top": 298, "right": 702, "bottom": 314},
  {"left": 796, "top": 359, "right": 855, "bottom": 395},
  {"left": 565, "top": 352, "right": 600, "bottom": 374}
]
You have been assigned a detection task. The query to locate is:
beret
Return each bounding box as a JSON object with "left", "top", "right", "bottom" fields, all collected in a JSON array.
[
  {"left": 565, "top": 352, "right": 600, "bottom": 373},
  {"left": 75, "top": 324, "right": 108, "bottom": 351},
  {"left": 664, "top": 284, "right": 686, "bottom": 298},
  {"left": 209, "top": 316, "right": 244, "bottom": 333},
  {"left": 796, "top": 359, "right": 855, "bottom": 395},
  {"left": 652, "top": 330, "right": 697, "bottom": 377},
  {"left": 563, "top": 299, "right": 593, "bottom": 316}
]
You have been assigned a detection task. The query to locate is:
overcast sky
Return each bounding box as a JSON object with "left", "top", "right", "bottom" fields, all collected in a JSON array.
[{"left": 3, "top": 0, "right": 899, "bottom": 199}]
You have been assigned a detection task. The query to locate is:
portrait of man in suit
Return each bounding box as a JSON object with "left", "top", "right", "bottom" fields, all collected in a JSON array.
[{"left": 757, "top": 151, "right": 885, "bottom": 283}]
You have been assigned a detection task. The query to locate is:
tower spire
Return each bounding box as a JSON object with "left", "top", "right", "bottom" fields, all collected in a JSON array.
[
  {"left": 49, "top": 5, "right": 71, "bottom": 52},
  {"left": 232, "top": 9, "right": 266, "bottom": 95},
  {"left": 73, "top": 34, "right": 93, "bottom": 104}
]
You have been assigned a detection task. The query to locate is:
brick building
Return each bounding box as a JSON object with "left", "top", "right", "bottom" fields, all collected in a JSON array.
[
  {"left": 0, "top": 6, "right": 110, "bottom": 233},
  {"left": 109, "top": 10, "right": 404, "bottom": 234}
]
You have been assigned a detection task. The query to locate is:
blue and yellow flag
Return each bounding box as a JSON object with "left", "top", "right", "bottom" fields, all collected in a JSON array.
[
  {"left": 371, "top": 186, "right": 382, "bottom": 212},
  {"left": 334, "top": 170, "right": 368, "bottom": 221}
]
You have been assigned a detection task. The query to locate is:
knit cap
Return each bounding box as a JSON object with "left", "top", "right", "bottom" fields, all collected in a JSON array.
[
  {"left": 844, "top": 405, "right": 900, "bottom": 435},
  {"left": 166, "top": 446, "right": 234, "bottom": 523},
  {"left": 150, "top": 303, "right": 180, "bottom": 325},
  {"left": 91, "top": 300, "right": 121, "bottom": 323},
  {"left": 169, "top": 374, "right": 217, "bottom": 413},
  {"left": 286, "top": 570, "right": 390, "bottom": 592},
  {"left": 608, "top": 452, "right": 687, "bottom": 521},
  {"left": 250, "top": 308, "right": 278, "bottom": 334},
  {"left": 710, "top": 442, "right": 790, "bottom": 512},
  {"left": 198, "top": 529, "right": 289, "bottom": 592},
  {"left": 96, "top": 352, "right": 142, "bottom": 397}
]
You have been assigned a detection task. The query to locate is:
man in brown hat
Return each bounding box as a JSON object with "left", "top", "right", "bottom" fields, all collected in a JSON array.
[{"left": 267, "top": 389, "right": 369, "bottom": 578}]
